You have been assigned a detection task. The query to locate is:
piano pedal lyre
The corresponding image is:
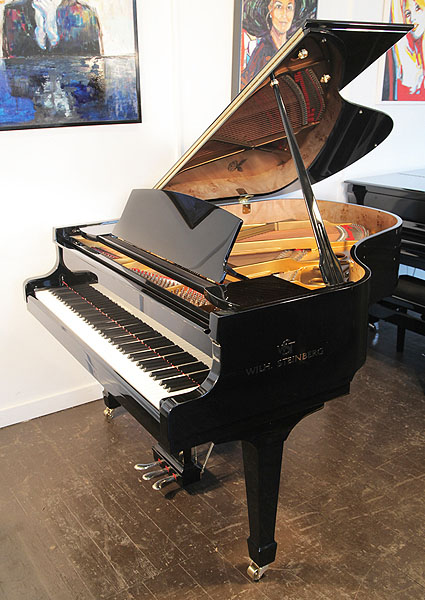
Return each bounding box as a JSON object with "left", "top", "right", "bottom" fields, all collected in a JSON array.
[{"left": 136, "top": 443, "right": 215, "bottom": 492}]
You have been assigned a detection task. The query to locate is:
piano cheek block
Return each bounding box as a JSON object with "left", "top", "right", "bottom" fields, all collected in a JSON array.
[{"left": 25, "top": 20, "right": 410, "bottom": 580}]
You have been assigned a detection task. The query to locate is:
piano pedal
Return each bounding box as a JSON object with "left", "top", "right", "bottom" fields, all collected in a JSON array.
[
  {"left": 152, "top": 475, "right": 179, "bottom": 491},
  {"left": 142, "top": 468, "right": 170, "bottom": 481},
  {"left": 151, "top": 444, "right": 202, "bottom": 487},
  {"left": 247, "top": 561, "right": 270, "bottom": 581},
  {"left": 134, "top": 460, "right": 164, "bottom": 471}
]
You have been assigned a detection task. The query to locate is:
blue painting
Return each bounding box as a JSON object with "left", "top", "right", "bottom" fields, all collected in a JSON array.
[{"left": 0, "top": 0, "right": 140, "bottom": 129}]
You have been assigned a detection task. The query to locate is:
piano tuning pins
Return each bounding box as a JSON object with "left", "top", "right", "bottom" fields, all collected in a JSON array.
[
  {"left": 173, "top": 286, "right": 208, "bottom": 307},
  {"left": 132, "top": 268, "right": 178, "bottom": 288},
  {"left": 131, "top": 267, "right": 208, "bottom": 307}
]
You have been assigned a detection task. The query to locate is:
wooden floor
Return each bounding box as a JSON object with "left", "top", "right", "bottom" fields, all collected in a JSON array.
[{"left": 1, "top": 322, "right": 424, "bottom": 600}]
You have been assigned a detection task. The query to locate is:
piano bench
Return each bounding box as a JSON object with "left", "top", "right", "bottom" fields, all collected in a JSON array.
[{"left": 369, "top": 275, "right": 425, "bottom": 352}]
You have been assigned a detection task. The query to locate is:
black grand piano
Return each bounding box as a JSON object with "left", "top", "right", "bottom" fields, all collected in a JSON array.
[
  {"left": 346, "top": 170, "right": 425, "bottom": 351},
  {"left": 26, "top": 21, "right": 409, "bottom": 580}
]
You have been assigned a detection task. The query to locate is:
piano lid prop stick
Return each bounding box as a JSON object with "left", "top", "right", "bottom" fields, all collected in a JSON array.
[{"left": 269, "top": 73, "right": 344, "bottom": 286}]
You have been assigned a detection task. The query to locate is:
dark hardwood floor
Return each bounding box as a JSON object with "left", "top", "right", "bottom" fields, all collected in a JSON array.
[{"left": 1, "top": 322, "right": 424, "bottom": 599}]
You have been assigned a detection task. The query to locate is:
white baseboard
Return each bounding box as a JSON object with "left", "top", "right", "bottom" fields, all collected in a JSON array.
[{"left": 0, "top": 382, "right": 103, "bottom": 429}]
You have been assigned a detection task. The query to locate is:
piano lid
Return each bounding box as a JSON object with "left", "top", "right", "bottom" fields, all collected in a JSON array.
[{"left": 155, "top": 20, "right": 411, "bottom": 203}]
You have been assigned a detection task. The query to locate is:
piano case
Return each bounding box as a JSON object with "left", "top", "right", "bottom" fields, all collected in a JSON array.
[{"left": 25, "top": 20, "right": 409, "bottom": 580}]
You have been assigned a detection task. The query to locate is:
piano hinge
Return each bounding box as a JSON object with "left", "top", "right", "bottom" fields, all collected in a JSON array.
[{"left": 238, "top": 192, "right": 254, "bottom": 215}]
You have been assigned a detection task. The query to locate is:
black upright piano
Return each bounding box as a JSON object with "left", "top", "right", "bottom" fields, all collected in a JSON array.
[
  {"left": 346, "top": 170, "right": 425, "bottom": 351},
  {"left": 26, "top": 21, "right": 409, "bottom": 580}
]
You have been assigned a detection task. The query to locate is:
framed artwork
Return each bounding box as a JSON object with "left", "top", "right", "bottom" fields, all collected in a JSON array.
[
  {"left": 0, "top": 0, "right": 141, "bottom": 130},
  {"left": 232, "top": 0, "right": 318, "bottom": 97},
  {"left": 381, "top": 0, "right": 425, "bottom": 101}
]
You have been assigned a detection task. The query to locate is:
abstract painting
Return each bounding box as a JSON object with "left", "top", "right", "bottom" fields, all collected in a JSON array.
[
  {"left": 232, "top": 0, "right": 318, "bottom": 96},
  {"left": 381, "top": 0, "right": 425, "bottom": 101},
  {"left": 0, "top": 0, "right": 140, "bottom": 129}
]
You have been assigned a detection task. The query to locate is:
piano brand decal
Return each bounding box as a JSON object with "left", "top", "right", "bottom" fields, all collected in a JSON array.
[
  {"left": 245, "top": 339, "right": 324, "bottom": 376},
  {"left": 277, "top": 338, "right": 295, "bottom": 356}
]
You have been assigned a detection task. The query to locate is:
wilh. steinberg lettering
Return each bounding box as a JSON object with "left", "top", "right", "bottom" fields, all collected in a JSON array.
[
  {"left": 276, "top": 346, "right": 324, "bottom": 367},
  {"left": 245, "top": 342, "right": 325, "bottom": 376}
]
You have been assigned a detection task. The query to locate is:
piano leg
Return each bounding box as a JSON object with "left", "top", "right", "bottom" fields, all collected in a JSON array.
[
  {"left": 103, "top": 392, "right": 121, "bottom": 420},
  {"left": 242, "top": 410, "right": 319, "bottom": 580}
]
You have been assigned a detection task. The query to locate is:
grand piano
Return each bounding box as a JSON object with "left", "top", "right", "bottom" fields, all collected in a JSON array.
[
  {"left": 26, "top": 21, "right": 409, "bottom": 580},
  {"left": 346, "top": 170, "right": 425, "bottom": 351}
]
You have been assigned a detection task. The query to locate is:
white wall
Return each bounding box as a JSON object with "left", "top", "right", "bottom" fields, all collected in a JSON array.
[
  {"left": 0, "top": 0, "right": 182, "bottom": 428},
  {"left": 1, "top": 0, "right": 423, "bottom": 428}
]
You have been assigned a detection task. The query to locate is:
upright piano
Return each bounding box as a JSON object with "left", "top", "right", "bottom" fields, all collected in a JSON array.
[
  {"left": 346, "top": 170, "right": 425, "bottom": 351},
  {"left": 26, "top": 21, "right": 409, "bottom": 580}
]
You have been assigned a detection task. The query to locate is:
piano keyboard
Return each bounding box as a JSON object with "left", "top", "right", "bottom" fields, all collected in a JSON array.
[{"left": 35, "top": 284, "right": 210, "bottom": 410}]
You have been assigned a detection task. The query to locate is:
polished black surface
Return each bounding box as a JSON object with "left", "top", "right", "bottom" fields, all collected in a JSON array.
[
  {"left": 346, "top": 171, "right": 425, "bottom": 352},
  {"left": 25, "top": 20, "right": 409, "bottom": 577},
  {"left": 346, "top": 169, "right": 425, "bottom": 270},
  {"left": 158, "top": 21, "right": 410, "bottom": 202},
  {"left": 112, "top": 189, "right": 242, "bottom": 283}
]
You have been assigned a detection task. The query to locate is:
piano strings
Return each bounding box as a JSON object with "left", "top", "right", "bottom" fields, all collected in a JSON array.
[{"left": 72, "top": 217, "right": 369, "bottom": 297}]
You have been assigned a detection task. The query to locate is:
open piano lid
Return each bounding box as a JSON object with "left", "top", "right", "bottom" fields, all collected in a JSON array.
[
  {"left": 110, "top": 20, "right": 409, "bottom": 285},
  {"left": 155, "top": 20, "right": 410, "bottom": 202}
]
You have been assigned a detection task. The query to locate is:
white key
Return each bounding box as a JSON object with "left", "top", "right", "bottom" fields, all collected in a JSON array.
[{"left": 35, "top": 289, "right": 200, "bottom": 410}]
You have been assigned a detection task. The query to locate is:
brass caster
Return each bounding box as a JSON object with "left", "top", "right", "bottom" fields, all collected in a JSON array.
[
  {"left": 103, "top": 407, "right": 114, "bottom": 421},
  {"left": 247, "top": 561, "right": 269, "bottom": 581}
]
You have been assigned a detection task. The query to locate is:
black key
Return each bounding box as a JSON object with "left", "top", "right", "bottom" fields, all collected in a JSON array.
[
  {"left": 129, "top": 350, "right": 158, "bottom": 361},
  {"left": 137, "top": 358, "right": 170, "bottom": 371},
  {"left": 151, "top": 367, "right": 181, "bottom": 381},
  {"left": 149, "top": 344, "right": 183, "bottom": 356},
  {"left": 152, "top": 362, "right": 207, "bottom": 380},
  {"left": 166, "top": 370, "right": 208, "bottom": 391},
  {"left": 139, "top": 353, "right": 194, "bottom": 372},
  {"left": 131, "top": 348, "right": 185, "bottom": 363},
  {"left": 121, "top": 324, "right": 155, "bottom": 335},
  {"left": 161, "top": 352, "right": 198, "bottom": 367},
  {"left": 163, "top": 376, "right": 198, "bottom": 392},
  {"left": 190, "top": 370, "right": 209, "bottom": 383}
]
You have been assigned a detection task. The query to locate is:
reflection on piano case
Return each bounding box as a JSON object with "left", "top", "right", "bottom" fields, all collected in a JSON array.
[
  {"left": 346, "top": 170, "right": 425, "bottom": 352},
  {"left": 26, "top": 21, "right": 410, "bottom": 580}
]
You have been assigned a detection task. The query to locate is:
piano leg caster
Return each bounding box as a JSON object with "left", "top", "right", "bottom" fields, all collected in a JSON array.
[
  {"left": 247, "top": 561, "right": 270, "bottom": 581},
  {"left": 103, "top": 407, "right": 115, "bottom": 421},
  {"left": 103, "top": 393, "right": 120, "bottom": 421}
]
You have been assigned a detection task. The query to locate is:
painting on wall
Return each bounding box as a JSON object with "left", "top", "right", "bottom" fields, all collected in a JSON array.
[
  {"left": 232, "top": 0, "right": 318, "bottom": 97},
  {"left": 381, "top": 0, "right": 425, "bottom": 101},
  {"left": 0, "top": 0, "right": 141, "bottom": 130}
]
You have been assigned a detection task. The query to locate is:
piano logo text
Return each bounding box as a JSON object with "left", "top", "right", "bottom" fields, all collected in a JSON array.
[{"left": 245, "top": 346, "right": 324, "bottom": 376}]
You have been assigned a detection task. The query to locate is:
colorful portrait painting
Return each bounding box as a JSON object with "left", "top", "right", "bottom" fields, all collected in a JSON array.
[
  {"left": 0, "top": 0, "right": 140, "bottom": 129},
  {"left": 382, "top": 0, "right": 425, "bottom": 101},
  {"left": 234, "top": 0, "right": 318, "bottom": 93}
]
